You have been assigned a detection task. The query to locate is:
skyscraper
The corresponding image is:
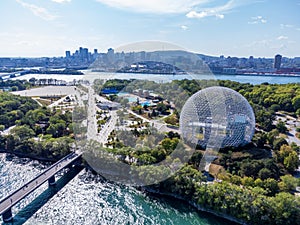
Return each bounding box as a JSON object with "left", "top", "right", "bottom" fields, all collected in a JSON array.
[
  {"left": 274, "top": 54, "right": 282, "bottom": 70},
  {"left": 107, "top": 48, "right": 115, "bottom": 63},
  {"left": 65, "top": 51, "right": 71, "bottom": 58}
]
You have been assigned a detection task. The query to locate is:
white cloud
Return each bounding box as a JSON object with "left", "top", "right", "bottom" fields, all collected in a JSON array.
[
  {"left": 186, "top": 0, "right": 241, "bottom": 19},
  {"left": 51, "top": 0, "right": 71, "bottom": 3},
  {"left": 248, "top": 16, "right": 267, "bottom": 24},
  {"left": 280, "top": 24, "right": 300, "bottom": 32},
  {"left": 277, "top": 36, "right": 288, "bottom": 40},
  {"left": 216, "top": 14, "right": 224, "bottom": 19},
  {"left": 280, "top": 24, "right": 294, "bottom": 29},
  {"left": 16, "top": 0, "right": 57, "bottom": 20},
  {"left": 181, "top": 25, "right": 189, "bottom": 30},
  {"left": 245, "top": 36, "right": 298, "bottom": 56},
  {"left": 95, "top": 0, "right": 211, "bottom": 14},
  {"left": 247, "top": 39, "right": 271, "bottom": 48},
  {"left": 186, "top": 11, "right": 207, "bottom": 18}
]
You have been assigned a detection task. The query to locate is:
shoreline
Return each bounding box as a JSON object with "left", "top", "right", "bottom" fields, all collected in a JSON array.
[
  {"left": 0, "top": 149, "right": 58, "bottom": 163},
  {"left": 113, "top": 71, "right": 300, "bottom": 78},
  {"left": 213, "top": 73, "right": 300, "bottom": 78},
  {"left": 141, "top": 186, "right": 247, "bottom": 225}
]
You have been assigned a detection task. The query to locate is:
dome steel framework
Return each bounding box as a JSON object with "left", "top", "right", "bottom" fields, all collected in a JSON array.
[{"left": 180, "top": 86, "right": 255, "bottom": 149}]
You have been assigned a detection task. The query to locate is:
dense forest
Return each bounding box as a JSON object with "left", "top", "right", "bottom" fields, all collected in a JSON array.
[
  {"left": 0, "top": 91, "right": 74, "bottom": 160},
  {"left": 0, "top": 92, "right": 39, "bottom": 129},
  {"left": 0, "top": 79, "right": 31, "bottom": 92}
]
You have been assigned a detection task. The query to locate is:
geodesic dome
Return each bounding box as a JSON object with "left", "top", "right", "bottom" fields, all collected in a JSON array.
[{"left": 180, "top": 86, "right": 255, "bottom": 149}]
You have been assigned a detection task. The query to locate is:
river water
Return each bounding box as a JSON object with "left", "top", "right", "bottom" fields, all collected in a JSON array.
[
  {"left": 12, "top": 71, "right": 300, "bottom": 85},
  {"left": 0, "top": 153, "right": 232, "bottom": 225}
]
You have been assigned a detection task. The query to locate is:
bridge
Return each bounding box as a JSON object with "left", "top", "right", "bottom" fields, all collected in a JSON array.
[
  {"left": 0, "top": 152, "right": 83, "bottom": 222},
  {"left": 0, "top": 70, "right": 30, "bottom": 80}
]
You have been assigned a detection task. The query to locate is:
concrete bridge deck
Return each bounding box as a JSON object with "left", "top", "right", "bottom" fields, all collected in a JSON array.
[{"left": 0, "top": 152, "right": 82, "bottom": 222}]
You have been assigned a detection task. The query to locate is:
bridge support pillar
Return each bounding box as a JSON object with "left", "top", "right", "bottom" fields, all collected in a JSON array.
[
  {"left": 2, "top": 208, "right": 13, "bottom": 222},
  {"left": 48, "top": 176, "right": 56, "bottom": 186}
]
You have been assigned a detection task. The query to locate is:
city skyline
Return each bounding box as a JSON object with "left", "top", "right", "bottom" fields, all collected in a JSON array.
[
  {"left": 0, "top": 0, "right": 300, "bottom": 58},
  {"left": 2, "top": 46, "right": 300, "bottom": 77}
]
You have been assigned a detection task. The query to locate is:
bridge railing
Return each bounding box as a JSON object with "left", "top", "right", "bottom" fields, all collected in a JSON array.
[{"left": 0, "top": 152, "right": 81, "bottom": 214}]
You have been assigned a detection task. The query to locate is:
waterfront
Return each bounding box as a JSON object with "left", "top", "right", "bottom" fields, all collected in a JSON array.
[
  {"left": 0, "top": 153, "right": 232, "bottom": 225},
  {"left": 12, "top": 71, "right": 300, "bottom": 85}
]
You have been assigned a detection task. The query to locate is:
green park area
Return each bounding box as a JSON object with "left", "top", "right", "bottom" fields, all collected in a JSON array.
[{"left": 0, "top": 78, "right": 300, "bottom": 224}]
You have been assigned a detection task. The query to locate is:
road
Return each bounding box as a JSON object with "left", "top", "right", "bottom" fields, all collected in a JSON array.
[
  {"left": 82, "top": 84, "right": 180, "bottom": 145},
  {"left": 275, "top": 113, "right": 300, "bottom": 178},
  {"left": 86, "top": 85, "right": 118, "bottom": 144},
  {"left": 275, "top": 113, "right": 300, "bottom": 146},
  {"left": 0, "top": 152, "right": 82, "bottom": 216},
  {"left": 0, "top": 125, "right": 16, "bottom": 136}
]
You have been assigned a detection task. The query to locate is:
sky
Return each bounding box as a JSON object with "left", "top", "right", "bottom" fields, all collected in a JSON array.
[{"left": 0, "top": 0, "right": 299, "bottom": 58}]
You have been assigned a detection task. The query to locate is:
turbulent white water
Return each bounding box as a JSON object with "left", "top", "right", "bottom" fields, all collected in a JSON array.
[{"left": 0, "top": 153, "right": 230, "bottom": 225}]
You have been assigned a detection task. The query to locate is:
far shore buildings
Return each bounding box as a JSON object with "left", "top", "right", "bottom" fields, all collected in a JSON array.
[
  {"left": 1, "top": 47, "right": 300, "bottom": 75},
  {"left": 274, "top": 54, "right": 282, "bottom": 70}
]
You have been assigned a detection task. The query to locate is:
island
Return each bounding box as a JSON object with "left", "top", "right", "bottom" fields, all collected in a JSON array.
[{"left": 0, "top": 78, "right": 299, "bottom": 225}]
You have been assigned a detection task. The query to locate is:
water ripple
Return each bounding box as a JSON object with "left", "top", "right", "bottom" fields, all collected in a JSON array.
[{"left": 0, "top": 153, "right": 229, "bottom": 225}]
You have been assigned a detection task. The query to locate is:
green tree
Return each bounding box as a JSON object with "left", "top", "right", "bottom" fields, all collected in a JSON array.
[
  {"left": 241, "top": 176, "right": 254, "bottom": 187},
  {"left": 11, "top": 125, "right": 35, "bottom": 141},
  {"left": 292, "top": 96, "right": 300, "bottom": 111},
  {"left": 253, "top": 132, "right": 267, "bottom": 147},
  {"left": 137, "top": 153, "right": 156, "bottom": 165},
  {"left": 263, "top": 178, "right": 279, "bottom": 196},
  {"left": 269, "top": 192, "right": 300, "bottom": 225},
  {"left": 258, "top": 168, "right": 272, "bottom": 180},
  {"left": 276, "top": 121, "right": 288, "bottom": 134},
  {"left": 11, "top": 86, "right": 18, "bottom": 91},
  {"left": 267, "top": 129, "right": 279, "bottom": 147},
  {"left": 161, "top": 138, "right": 179, "bottom": 151},
  {"left": 273, "top": 137, "right": 288, "bottom": 150},
  {"left": 46, "top": 123, "right": 66, "bottom": 138},
  {"left": 283, "top": 151, "right": 299, "bottom": 172},
  {"left": 278, "top": 175, "right": 298, "bottom": 192},
  {"left": 156, "top": 103, "right": 168, "bottom": 114}
]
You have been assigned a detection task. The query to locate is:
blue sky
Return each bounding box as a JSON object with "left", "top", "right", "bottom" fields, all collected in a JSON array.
[{"left": 0, "top": 0, "right": 299, "bottom": 58}]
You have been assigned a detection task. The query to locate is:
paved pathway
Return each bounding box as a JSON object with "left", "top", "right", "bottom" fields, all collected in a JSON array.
[{"left": 275, "top": 113, "right": 300, "bottom": 146}]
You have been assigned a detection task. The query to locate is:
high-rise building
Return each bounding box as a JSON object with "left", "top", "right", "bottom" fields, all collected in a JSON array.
[
  {"left": 140, "top": 51, "right": 146, "bottom": 61},
  {"left": 274, "top": 54, "right": 282, "bottom": 70},
  {"left": 65, "top": 51, "right": 71, "bottom": 58},
  {"left": 82, "top": 48, "right": 89, "bottom": 61},
  {"left": 107, "top": 48, "right": 115, "bottom": 63},
  {"left": 79, "top": 47, "right": 83, "bottom": 57}
]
